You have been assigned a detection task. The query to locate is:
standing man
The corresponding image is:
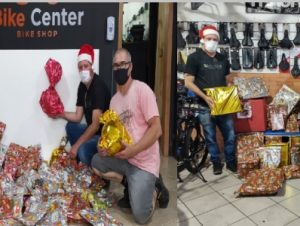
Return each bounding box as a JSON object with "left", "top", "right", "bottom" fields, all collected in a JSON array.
[
  {"left": 54, "top": 44, "right": 110, "bottom": 166},
  {"left": 184, "top": 25, "right": 237, "bottom": 175},
  {"left": 91, "top": 48, "right": 169, "bottom": 225}
]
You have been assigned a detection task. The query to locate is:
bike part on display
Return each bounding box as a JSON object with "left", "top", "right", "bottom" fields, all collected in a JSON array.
[
  {"left": 177, "top": 51, "right": 186, "bottom": 73},
  {"left": 291, "top": 57, "right": 300, "bottom": 78},
  {"left": 266, "top": 48, "right": 278, "bottom": 69},
  {"left": 279, "top": 53, "right": 290, "bottom": 72},
  {"left": 220, "top": 47, "right": 229, "bottom": 60},
  {"left": 270, "top": 23, "right": 279, "bottom": 46},
  {"left": 293, "top": 23, "right": 300, "bottom": 45},
  {"left": 186, "top": 22, "right": 199, "bottom": 44},
  {"left": 258, "top": 28, "right": 269, "bottom": 49},
  {"left": 229, "top": 27, "right": 241, "bottom": 49},
  {"left": 231, "top": 49, "right": 241, "bottom": 70},
  {"left": 254, "top": 48, "right": 265, "bottom": 69},
  {"left": 280, "top": 29, "right": 293, "bottom": 49},
  {"left": 219, "top": 22, "right": 230, "bottom": 45},
  {"left": 177, "top": 29, "right": 186, "bottom": 49},
  {"left": 242, "top": 48, "right": 254, "bottom": 69},
  {"left": 242, "top": 23, "right": 253, "bottom": 47}
]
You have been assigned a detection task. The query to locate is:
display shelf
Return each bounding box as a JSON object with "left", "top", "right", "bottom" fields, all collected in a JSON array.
[{"left": 264, "top": 130, "right": 300, "bottom": 136}]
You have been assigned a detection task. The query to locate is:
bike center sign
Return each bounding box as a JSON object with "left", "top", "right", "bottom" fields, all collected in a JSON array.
[{"left": 0, "top": 6, "right": 85, "bottom": 38}]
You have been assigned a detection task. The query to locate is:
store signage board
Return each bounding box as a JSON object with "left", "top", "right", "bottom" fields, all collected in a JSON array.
[
  {"left": 0, "top": 49, "right": 99, "bottom": 161},
  {"left": 246, "top": 2, "right": 300, "bottom": 14}
]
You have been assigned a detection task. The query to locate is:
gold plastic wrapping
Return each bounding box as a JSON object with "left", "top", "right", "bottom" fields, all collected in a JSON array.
[
  {"left": 98, "top": 110, "right": 133, "bottom": 156},
  {"left": 204, "top": 86, "right": 242, "bottom": 115}
]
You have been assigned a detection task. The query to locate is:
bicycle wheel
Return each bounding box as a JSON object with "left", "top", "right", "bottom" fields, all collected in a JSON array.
[{"left": 184, "top": 121, "right": 208, "bottom": 174}]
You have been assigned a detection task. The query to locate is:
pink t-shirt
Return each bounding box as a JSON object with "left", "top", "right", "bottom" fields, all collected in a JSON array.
[{"left": 110, "top": 80, "right": 160, "bottom": 177}]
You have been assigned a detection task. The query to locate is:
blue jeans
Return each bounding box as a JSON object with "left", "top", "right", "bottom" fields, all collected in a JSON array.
[
  {"left": 197, "top": 105, "right": 236, "bottom": 164},
  {"left": 91, "top": 154, "right": 156, "bottom": 225},
  {"left": 65, "top": 122, "right": 99, "bottom": 166}
]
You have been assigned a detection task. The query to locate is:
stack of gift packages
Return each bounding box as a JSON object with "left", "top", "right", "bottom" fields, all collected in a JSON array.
[
  {"left": 233, "top": 78, "right": 300, "bottom": 196},
  {"left": 0, "top": 122, "right": 123, "bottom": 226}
]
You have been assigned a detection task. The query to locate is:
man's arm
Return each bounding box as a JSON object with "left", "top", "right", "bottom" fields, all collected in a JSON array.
[
  {"left": 60, "top": 106, "right": 84, "bottom": 122},
  {"left": 69, "top": 108, "right": 102, "bottom": 158},
  {"left": 184, "top": 74, "right": 214, "bottom": 108},
  {"left": 114, "top": 116, "right": 162, "bottom": 159}
]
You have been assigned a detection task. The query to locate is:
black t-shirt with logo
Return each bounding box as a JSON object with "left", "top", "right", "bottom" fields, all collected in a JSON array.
[
  {"left": 185, "top": 48, "right": 230, "bottom": 105},
  {"left": 76, "top": 73, "right": 110, "bottom": 127}
]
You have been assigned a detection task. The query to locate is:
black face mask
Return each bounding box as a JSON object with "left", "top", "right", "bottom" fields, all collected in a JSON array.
[{"left": 113, "top": 68, "right": 129, "bottom": 85}]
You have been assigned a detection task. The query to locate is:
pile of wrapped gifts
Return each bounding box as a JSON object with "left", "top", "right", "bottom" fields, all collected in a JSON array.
[
  {"left": 236, "top": 132, "right": 300, "bottom": 197},
  {"left": 233, "top": 79, "right": 300, "bottom": 133},
  {"left": 0, "top": 121, "right": 123, "bottom": 226}
]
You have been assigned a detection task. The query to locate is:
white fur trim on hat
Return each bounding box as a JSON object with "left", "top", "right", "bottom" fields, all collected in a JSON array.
[
  {"left": 203, "top": 29, "right": 219, "bottom": 39},
  {"left": 78, "top": 53, "right": 93, "bottom": 64}
]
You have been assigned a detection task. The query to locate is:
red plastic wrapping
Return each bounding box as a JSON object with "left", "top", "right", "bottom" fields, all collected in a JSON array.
[{"left": 39, "top": 58, "right": 64, "bottom": 117}]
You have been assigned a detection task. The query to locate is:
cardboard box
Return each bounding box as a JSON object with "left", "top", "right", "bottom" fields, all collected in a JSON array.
[{"left": 234, "top": 98, "right": 267, "bottom": 133}]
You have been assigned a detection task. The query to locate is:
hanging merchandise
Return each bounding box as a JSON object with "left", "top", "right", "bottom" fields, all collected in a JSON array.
[
  {"left": 254, "top": 48, "right": 265, "bottom": 69},
  {"left": 177, "top": 51, "right": 186, "bottom": 73},
  {"left": 177, "top": 29, "right": 186, "bottom": 49},
  {"left": 186, "top": 22, "right": 199, "bottom": 44},
  {"left": 279, "top": 53, "right": 290, "bottom": 72},
  {"left": 39, "top": 58, "right": 64, "bottom": 117},
  {"left": 229, "top": 27, "right": 241, "bottom": 49},
  {"left": 294, "top": 23, "right": 300, "bottom": 45},
  {"left": 242, "top": 48, "right": 253, "bottom": 69},
  {"left": 242, "top": 23, "right": 253, "bottom": 47},
  {"left": 270, "top": 23, "right": 279, "bottom": 47},
  {"left": 257, "top": 26, "right": 269, "bottom": 49},
  {"left": 291, "top": 56, "right": 300, "bottom": 78},
  {"left": 266, "top": 48, "right": 277, "bottom": 69},
  {"left": 280, "top": 29, "right": 293, "bottom": 49},
  {"left": 231, "top": 49, "right": 241, "bottom": 70},
  {"left": 218, "top": 22, "right": 229, "bottom": 45},
  {"left": 220, "top": 48, "right": 229, "bottom": 60}
]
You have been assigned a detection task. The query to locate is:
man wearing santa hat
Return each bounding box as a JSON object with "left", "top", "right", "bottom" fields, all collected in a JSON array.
[
  {"left": 54, "top": 44, "right": 110, "bottom": 167},
  {"left": 184, "top": 25, "right": 237, "bottom": 175}
]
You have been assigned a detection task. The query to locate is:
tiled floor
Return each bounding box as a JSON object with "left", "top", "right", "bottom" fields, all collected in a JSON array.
[{"left": 177, "top": 166, "right": 300, "bottom": 226}]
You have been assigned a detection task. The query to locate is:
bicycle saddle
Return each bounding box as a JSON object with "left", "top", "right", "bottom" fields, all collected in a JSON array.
[
  {"left": 254, "top": 48, "right": 265, "bottom": 69},
  {"left": 258, "top": 28, "right": 269, "bottom": 49},
  {"left": 177, "top": 29, "right": 186, "bottom": 49},
  {"left": 294, "top": 23, "right": 300, "bottom": 45},
  {"left": 280, "top": 29, "right": 293, "bottom": 49},
  {"left": 270, "top": 23, "right": 279, "bottom": 46},
  {"left": 186, "top": 22, "right": 199, "bottom": 44},
  {"left": 231, "top": 49, "right": 241, "bottom": 70},
  {"left": 279, "top": 53, "right": 290, "bottom": 72},
  {"left": 266, "top": 48, "right": 277, "bottom": 69},
  {"left": 219, "top": 22, "right": 230, "bottom": 45},
  {"left": 229, "top": 27, "right": 240, "bottom": 49},
  {"left": 291, "top": 57, "right": 300, "bottom": 78},
  {"left": 242, "top": 23, "right": 253, "bottom": 47},
  {"left": 242, "top": 48, "right": 253, "bottom": 69}
]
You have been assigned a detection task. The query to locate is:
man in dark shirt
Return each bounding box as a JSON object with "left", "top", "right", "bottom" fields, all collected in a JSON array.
[
  {"left": 54, "top": 44, "right": 110, "bottom": 166},
  {"left": 184, "top": 25, "right": 237, "bottom": 175}
]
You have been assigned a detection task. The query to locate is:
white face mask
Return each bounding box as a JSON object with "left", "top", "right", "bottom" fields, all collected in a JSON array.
[
  {"left": 204, "top": 40, "right": 218, "bottom": 53},
  {"left": 79, "top": 70, "right": 91, "bottom": 83}
]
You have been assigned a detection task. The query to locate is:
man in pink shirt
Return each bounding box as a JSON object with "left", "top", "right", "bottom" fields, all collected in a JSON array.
[{"left": 91, "top": 48, "right": 169, "bottom": 224}]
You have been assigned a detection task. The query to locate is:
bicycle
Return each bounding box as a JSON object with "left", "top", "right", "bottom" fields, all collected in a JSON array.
[{"left": 176, "top": 82, "right": 209, "bottom": 183}]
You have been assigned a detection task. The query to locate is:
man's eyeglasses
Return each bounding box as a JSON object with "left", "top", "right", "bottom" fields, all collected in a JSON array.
[{"left": 112, "top": 61, "right": 131, "bottom": 69}]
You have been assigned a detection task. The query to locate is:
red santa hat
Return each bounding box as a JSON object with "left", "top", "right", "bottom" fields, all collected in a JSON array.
[
  {"left": 199, "top": 25, "right": 219, "bottom": 42},
  {"left": 78, "top": 44, "right": 94, "bottom": 64}
]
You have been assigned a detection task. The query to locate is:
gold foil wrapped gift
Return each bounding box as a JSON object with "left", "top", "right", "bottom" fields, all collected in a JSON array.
[
  {"left": 98, "top": 110, "right": 133, "bottom": 156},
  {"left": 204, "top": 86, "right": 242, "bottom": 116}
]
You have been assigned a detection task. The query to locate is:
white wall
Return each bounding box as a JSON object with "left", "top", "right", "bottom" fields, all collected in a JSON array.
[
  {"left": 178, "top": 2, "right": 300, "bottom": 74},
  {"left": 0, "top": 49, "right": 99, "bottom": 161}
]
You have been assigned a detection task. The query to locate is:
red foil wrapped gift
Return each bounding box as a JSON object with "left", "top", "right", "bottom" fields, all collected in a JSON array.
[{"left": 39, "top": 58, "right": 64, "bottom": 117}]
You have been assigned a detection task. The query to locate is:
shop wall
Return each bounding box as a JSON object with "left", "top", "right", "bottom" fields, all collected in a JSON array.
[
  {"left": 0, "top": 3, "right": 118, "bottom": 160},
  {"left": 178, "top": 2, "right": 300, "bottom": 95}
]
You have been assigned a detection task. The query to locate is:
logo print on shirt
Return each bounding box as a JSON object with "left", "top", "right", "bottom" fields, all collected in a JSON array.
[
  {"left": 203, "top": 63, "right": 222, "bottom": 70},
  {"left": 119, "top": 109, "right": 133, "bottom": 135}
]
